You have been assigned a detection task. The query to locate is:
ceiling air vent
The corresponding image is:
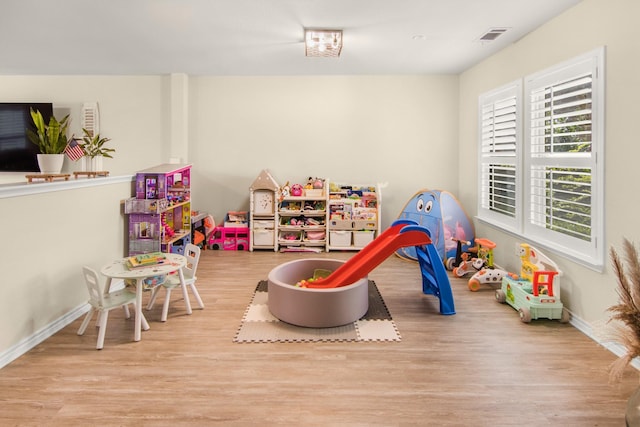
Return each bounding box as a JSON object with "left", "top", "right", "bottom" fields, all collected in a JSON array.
[{"left": 478, "top": 27, "right": 509, "bottom": 42}]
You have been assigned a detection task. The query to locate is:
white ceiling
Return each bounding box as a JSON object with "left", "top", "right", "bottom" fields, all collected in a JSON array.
[{"left": 1, "top": 0, "right": 581, "bottom": 76}]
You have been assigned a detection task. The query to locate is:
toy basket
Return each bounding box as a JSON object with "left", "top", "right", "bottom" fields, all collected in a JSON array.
[{"left": 305, "top": 230, "right": 326, "bottom": 241}]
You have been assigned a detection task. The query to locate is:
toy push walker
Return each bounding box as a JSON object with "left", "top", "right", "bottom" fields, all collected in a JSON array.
[
  {"left": 451, "top": 237, "right": 508, "bottom": 292},
  {"left": 495, "top": 243, "right": 570, "bottom": 323}
]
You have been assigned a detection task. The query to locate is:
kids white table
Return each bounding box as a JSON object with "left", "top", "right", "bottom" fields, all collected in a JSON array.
[{"left": 101, "top": 253, "right": 187, "bottom": 342}]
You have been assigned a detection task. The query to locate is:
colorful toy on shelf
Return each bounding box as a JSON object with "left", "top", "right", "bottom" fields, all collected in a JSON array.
[
  {"left": 305, "top": 177, "right": 324, "bottom": 190},
  {"left": 290, "top": 183, "right": 304, "bottom": 196},
  {"left": 280, "top": 181, "right": 291, "bottom": 199},
  {"left": 161, "top": 212, "right": 175, "bottom": 238},
  {"left": 495, "top": 243, "right": 569, "bottom": 323}
]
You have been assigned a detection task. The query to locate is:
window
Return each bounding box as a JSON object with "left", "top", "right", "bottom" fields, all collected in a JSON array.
[
  {"left": 478, "top": 48, "right": 605, "bottom": 269},
  {"left": 478, "top": 81, "right": 522, "bottom": 234}
]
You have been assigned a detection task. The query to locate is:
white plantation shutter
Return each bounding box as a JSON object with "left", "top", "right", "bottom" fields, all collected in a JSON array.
[
  {"left": 81, "top": 102, "right": 100, "bottom": 137},
  {"left": 477, "top": 81, "right": 521, "bottom": 232},
  {"left": 524, "top": 48, "right": 604, "bottom": 266},
  {"left": 477, "top": 47, "right": 604, "bottom": 269}
]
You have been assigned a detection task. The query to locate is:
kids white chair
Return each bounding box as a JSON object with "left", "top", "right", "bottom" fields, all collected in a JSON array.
[
  {"left": 77, "top": 266, "right": 143, "bottom": 350},
  {"left": 146, "top": 244, "right": 204, "bottom": 322}
]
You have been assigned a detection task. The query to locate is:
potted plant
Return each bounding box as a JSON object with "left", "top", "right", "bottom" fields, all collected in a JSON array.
[
  {"left": 81, "top": 128, "right": 115, "bottom": 172},
  {"left": 26, "top": 108, "right": 71, "bottom": 174}
]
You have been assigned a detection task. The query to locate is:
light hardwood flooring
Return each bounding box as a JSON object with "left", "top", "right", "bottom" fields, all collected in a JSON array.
[{"left": 0, "top": 250, "right": 637, "bottom": 426}]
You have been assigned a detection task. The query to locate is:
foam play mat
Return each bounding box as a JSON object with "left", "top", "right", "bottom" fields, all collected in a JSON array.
[{"left": 234, "top": 280, "right": 401, "bottom": 343}]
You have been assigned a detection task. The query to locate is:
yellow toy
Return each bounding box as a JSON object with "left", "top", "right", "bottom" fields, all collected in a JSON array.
[{"left": 517, "top": 243, "right": 545, "bottom": 282}]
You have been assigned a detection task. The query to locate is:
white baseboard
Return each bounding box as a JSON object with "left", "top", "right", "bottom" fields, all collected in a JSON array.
[
  {"left": 0, "top": 280, "right": 127, "bottom": 369},
  {"left": 0, "top": 303, "right": 90, "bottom": 369},
  {"left": 569, "top": 310, "right": 640, "bottom": 370}
]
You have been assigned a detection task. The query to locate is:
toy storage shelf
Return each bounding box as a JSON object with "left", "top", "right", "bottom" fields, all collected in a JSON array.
[
  {"left": 277, "top": 195, "right": 328, "bottom": 251},
  {"left": 249, "top": 173, "right": 380, "bottom": 252},
  {"left": 164, "top": 230, "right": 190, "bottom": 246},
  {"left": 326, "top": 182, "right": 381, "bottom": 251},
  {"left": 126, "top": 164, "right": 192, "bottom": 255}
]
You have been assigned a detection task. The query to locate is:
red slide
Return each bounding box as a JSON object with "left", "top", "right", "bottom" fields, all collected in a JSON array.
[{"left": 306, "top": 220, "right": 432, "bottom": 289}]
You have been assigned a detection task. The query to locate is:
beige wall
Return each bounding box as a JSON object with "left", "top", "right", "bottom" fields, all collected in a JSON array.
[
  {"left": 0, "top": 179, "right": 132, "bottom": 358},
  {"left": 1, "top": 74, "right": 459, "bottom": 229},
  {"left": 458, "top": 0, "right": 640, "bottom": 324},
  {"left": 0, "top": 75, "right": 169, "bottom": 182},
  {"left": 189, "top": 75, "right": 459, "bottom": 229}
]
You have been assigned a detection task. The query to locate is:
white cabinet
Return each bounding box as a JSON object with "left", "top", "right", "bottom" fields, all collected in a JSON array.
[
  {"left": 253, "top": 190, "right": 275, "bottom": 215},
  {"left": 327, "top": 183, "right": 381, "bottom": 250},
  {"left": 249, "top": 170, "right": 280, "bottom": 251}
]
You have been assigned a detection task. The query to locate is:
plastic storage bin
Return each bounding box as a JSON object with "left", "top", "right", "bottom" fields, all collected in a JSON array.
[
  {"left": 353, "top": 220, "right": 377, "bottom": 230},
  {"left": 330, "top": 230, "right": 352, "bottom": 247},
  {"left": 252, "top": 229, "right": 275, "bottom": 246},
  {"left": 253, "top": 219, "right": 275, "bottom": 229},
  {"left": 305, "top": 230, "right": 326, "bottom": 241},
  {"left": 329, "top": 219, "right": 353, "bottom": 230},
  {"left": 353, "top": 231, "right": 375, "bottom": 248}
]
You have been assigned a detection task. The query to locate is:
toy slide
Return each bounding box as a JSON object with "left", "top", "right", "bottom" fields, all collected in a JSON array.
[{"left": 307, "top": 219, "right": 455, "bottom": 315}]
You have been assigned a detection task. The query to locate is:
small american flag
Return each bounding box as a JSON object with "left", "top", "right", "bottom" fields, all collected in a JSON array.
[{"left": 64, "top": 139, "right": 85, "bottom": 161}]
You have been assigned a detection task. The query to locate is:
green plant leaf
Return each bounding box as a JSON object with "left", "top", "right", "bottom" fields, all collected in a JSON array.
[
  {"left": 81, "top": 128, "right": 115, "bottom": 158},
  {"left": 28, "top": 109, "right": 71, "bottom": 154}
]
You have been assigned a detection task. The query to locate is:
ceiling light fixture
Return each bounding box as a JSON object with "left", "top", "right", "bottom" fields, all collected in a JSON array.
[{"left": 304, "top": 29, "right": 342, "bottom": 57}]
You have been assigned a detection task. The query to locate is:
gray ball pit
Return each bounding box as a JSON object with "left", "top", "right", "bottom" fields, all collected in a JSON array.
[{"left": 267, "top": 258, "right": 369, "bottom": 328}]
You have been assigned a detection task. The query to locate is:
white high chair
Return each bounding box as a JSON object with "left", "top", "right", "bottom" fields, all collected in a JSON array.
[{"left": 146, "top": 244, "right": 204, "bottom": 321}]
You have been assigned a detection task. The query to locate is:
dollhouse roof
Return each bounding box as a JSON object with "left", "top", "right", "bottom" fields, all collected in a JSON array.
[{"left": 250, "top": 169, "right": 280, "bottom": 191}]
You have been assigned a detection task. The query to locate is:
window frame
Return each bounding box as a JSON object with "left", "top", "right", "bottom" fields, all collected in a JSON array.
[
  {"left": 477, "top": 47, "right": 605, "bottom": 270},
  {"left": 477, "top": 80, "right": 522, "bottom": 235}
]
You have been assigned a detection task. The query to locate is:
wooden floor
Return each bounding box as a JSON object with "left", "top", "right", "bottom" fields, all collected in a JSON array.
[{"left": 0, "top": 250, "right": 637, "bottom": 426}]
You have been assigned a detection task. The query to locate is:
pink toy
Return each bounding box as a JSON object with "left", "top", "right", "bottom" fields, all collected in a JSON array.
[
  {"left": 290, "top": 184, "right": 303, "bottom": 196},
  {"left": 161, "top": 212, "right": 175, "bottom": 238}
]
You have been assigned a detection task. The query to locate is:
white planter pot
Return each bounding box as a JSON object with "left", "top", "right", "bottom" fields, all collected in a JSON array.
[
  {"left": 37, "top": 154, "right": 64, "bottom": 174},
  {"left": 81, "top": 156, "right": 104, "bottom": 172},
  {"left": 91, "top": 156, "right": 103, "bottom": 172}
]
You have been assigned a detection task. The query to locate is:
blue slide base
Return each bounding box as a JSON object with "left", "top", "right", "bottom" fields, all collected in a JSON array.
[{"left": 416, "top": 243, "right": 456, "bottom": 315}]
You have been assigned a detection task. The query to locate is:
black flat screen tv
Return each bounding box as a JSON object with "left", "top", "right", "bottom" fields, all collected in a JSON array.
[{"left": 0, "top": 102, "right": 54, "bottom": 172}]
